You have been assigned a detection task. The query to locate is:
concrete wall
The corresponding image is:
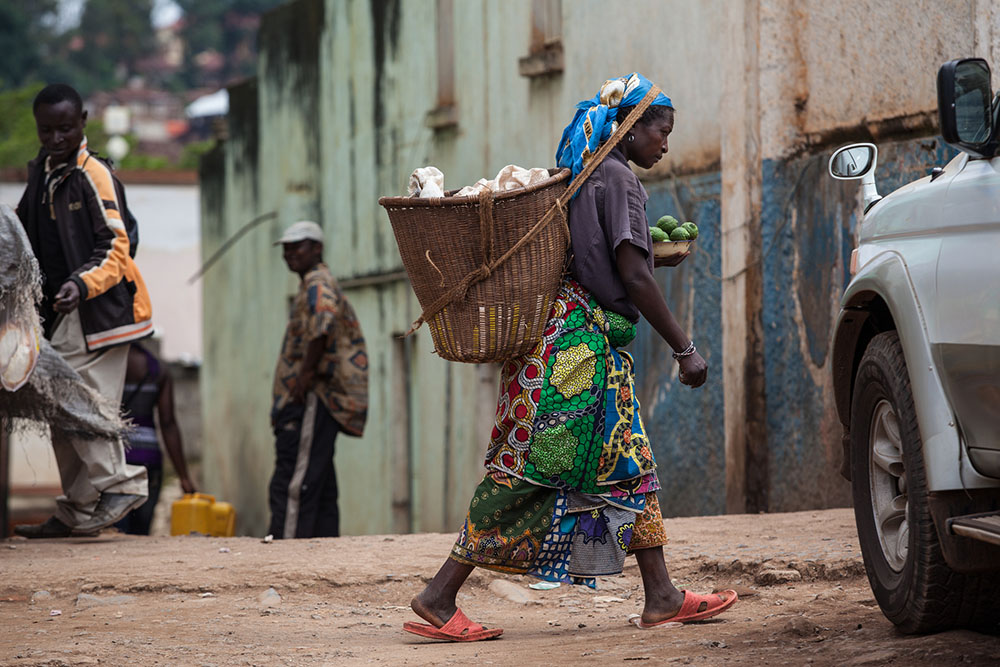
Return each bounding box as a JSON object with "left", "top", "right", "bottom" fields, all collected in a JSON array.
[
  {"left": 722, "top": 0, "right": 991, "bottom": 511},
  {"left": 758, "top": 136, "right": 959, "bottom": 510},
  {"left": 760, "top": 0, "right": 1000, "bottom": 160},
  {"left": 200, "top": 0, "right": 998, "bottom": 533},
  {"left": 127, "top": 185, "right": 202, "bottom": 363}
]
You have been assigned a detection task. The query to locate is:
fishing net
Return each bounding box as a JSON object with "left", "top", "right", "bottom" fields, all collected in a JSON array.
[{"left": 0, "top": 204, "right": 126, "bottom": 442}]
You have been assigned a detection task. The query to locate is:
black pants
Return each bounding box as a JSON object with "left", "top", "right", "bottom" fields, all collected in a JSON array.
[
  {"left": 268, "top": 393, "right": 340, "bottom": 538},
  {"left": 115, "top": 464, "right": 163, "bottom": 535}
]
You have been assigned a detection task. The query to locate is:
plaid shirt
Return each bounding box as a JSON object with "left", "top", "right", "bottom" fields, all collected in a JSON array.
[{"left": 272, "top": 263, "right": 368, "bottom": 436}]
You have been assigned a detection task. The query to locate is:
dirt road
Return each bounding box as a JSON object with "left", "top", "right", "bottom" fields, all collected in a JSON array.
[{"left": 2, "top": 508, "right": 997, "bottom": 666}]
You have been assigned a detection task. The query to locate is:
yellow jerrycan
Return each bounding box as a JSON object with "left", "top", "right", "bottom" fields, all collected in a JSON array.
[
  {"left": 171, "top": 493, "right": 236, "bottom": 536},
  {"left": 210, "top": 499, "right": 236, "bottom": 537}
]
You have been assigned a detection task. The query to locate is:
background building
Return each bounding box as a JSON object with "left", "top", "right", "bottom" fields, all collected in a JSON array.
[{"left": 198, "top": 0, "right": 1000, "bottom": 535}]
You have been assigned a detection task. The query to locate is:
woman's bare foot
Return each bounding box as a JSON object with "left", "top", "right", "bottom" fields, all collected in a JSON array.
[
  {"left": 637, "top": 590, "right": 738, "bottom": 626},
  {"left": 408, "top": 558, "right": 475, "bottom": 627},
  {"left": 410, "top": 591, "right": 456, "bottom": 629},
  {"left": 633, "top": 545, "right": 686, "bottom": 625},
  {"left": 639, "top": 587, "right": 686, "bottom": 625}
]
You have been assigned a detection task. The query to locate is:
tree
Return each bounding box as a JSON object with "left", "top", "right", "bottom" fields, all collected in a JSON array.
[
  {"left": 0, "top": 82, "right": 44, "bottom": 168},
  {"left": 0, "top": 1, "right": 59, "bottom": 91},
  {"left": 73, "top": 0, "right": 155, "bottom": 91},
  {"left": 173, "top": 0, "right": 285, "bottom": 88}
]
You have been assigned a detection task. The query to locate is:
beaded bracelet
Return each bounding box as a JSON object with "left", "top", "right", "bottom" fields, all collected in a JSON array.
[{"left": 672, "top": 341, "right": 696, "bottom": 360}]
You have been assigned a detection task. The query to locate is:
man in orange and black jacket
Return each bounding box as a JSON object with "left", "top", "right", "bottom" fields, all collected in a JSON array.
[{"left": 14, "top": 83, "right": 150, "bottom": 538}]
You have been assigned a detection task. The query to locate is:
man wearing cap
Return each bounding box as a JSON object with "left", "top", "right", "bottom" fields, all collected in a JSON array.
[{"left": 268, "top": 221, "right": 368, "bottom": 538}]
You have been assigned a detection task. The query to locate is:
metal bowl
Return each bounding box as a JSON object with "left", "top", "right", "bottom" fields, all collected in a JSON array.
[{"left": 652, "top": 240, "right": 693, "bottom": 260}]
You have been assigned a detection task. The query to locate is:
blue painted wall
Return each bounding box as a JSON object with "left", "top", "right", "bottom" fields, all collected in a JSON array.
[
  {"left": 632, "top": 136, "right": 959, "bottom": 516},
  {"left": 760, "top": 152, "right": 851, "bottom": 510},
  {"left": 632, "top": 173, "right": 726, "bottom": 517},
  {"left": 759, "top": 136, "right": 959, "bottom": 511}
]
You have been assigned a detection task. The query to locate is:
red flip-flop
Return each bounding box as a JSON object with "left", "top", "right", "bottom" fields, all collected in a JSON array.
[
  {"left": 403, "top": 607, "right": 504, "bottom": 642},
  {"left": 630, "top": 590, "right": 738, "bottom": 628}
]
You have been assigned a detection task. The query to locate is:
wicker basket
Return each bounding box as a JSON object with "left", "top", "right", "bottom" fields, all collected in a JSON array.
[
  {"left": 379, "top": 168, "right": 571, "bottom": 363},
  {"left": 379, "top": 84, "right": 663, "bottom": 364}
]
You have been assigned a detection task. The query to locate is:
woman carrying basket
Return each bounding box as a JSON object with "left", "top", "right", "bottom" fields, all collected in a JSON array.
[{"left": 404, "top": 73, "right": 737, "bottom": 642}]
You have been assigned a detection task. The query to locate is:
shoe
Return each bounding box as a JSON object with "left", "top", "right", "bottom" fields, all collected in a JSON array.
[
  {"left": 403, "top": 607, "right": 503, "bottom": 642},
  {"left": 14, "top": 516, "right": 96, "bottom": 539},
  {"left": 629, "top": 590, "right": 739, "bottom": 628},
  {"left": 72, "top": 493, "right": 147, "bottom": 534}
]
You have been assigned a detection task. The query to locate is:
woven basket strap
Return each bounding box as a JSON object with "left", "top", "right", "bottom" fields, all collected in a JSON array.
[{"left": 405, "top": 86, "right": 662, "bottom": 336}]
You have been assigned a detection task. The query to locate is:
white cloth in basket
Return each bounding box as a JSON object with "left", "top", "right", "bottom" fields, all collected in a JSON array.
[
  {"left": 454, "top": 165, "right": 550, "bottom": 197},
  {"left": 407, "top": 164, "right": 550, "bottom": 199},
  {"left": 408, "top": 166, "right": 445, "bottom": 198}
]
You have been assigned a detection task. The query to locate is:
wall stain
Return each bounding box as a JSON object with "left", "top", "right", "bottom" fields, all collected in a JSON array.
[
  {"left": 348, "top": 77, "right": 359, "bottom": 254},
  {"left": 369, "top": 0, "right": 400, "bottom": 265},
  {"left": 226, "top": 79, "right": 260, "bottom": 188},
  {"left": 198, "top": 144, "right": 226, "bottom": 241},
  {"left": 794, "top": 110, "right": 939, "bottom": 160},
  {"left": 636, "top": 172, "right": 725, "bottom": 517},
  {"left": 370, "top": 0, "right": 401, "bottom": 167},
  {"left": 792, "top": 156, "right": 836, "bottom": 368},
  {"left": 258, "top": 0, "right": 324, "bottom": 169}
]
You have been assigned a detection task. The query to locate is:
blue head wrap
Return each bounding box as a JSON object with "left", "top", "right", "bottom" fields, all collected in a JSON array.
[{"left": 555, "top": 73, "right": 673, "bottom": 183}]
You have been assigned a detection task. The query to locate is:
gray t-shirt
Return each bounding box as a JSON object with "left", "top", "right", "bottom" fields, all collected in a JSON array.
[{"left": 567, "top": 146, "right": 653, "bottom": 322}]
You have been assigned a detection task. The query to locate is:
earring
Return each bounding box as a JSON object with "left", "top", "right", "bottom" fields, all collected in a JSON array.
[{"left": 627, "top": 134, "right": 635, "bottom": 142}]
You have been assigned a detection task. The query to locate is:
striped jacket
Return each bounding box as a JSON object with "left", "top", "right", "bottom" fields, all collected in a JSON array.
[{"left": 17, "top": 138, "right": 153, "bottom": 351}]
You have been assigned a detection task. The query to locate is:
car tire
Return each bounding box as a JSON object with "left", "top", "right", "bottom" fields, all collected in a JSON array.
[{"left": 850, "top": 331, "right": 1000, "bottom": 634}]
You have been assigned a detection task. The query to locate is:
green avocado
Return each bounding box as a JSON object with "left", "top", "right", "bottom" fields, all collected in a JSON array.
[
  {"left": 650, "top": 226, "right": 669, "bottom": 242},
  {"left": 669, "top": 226, "right": 690, "bottom": 241},
  {"left": 656, "top": 215, "right": 679, "bottom": 234},
  {"left": 681, "top": 222, "right": 699, "bottom": 240}
]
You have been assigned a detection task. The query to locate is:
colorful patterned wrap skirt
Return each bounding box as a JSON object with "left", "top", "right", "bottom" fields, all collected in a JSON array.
[{"left": 450, "top": 279, "right": 668, "bottom": 586}]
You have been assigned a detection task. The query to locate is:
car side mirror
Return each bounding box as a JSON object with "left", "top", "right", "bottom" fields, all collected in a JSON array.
[
  {"left": 829, "top": 144, "right": 875, "bottom": 179},
  {"left": 938, "top": 58, "right": 997, "bottom": 159},
  {"left": 829, "top": 143, "right": 881, "bottom": 211}
]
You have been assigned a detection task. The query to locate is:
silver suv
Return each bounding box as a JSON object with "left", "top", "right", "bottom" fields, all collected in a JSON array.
[{"left": 829, "top": 58, "right": 1000, "bottom": 634}]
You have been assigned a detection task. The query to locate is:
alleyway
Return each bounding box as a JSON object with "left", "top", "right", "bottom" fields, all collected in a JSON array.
[{"left": 2, "top": 508, "right": 997, "bottom": 666}]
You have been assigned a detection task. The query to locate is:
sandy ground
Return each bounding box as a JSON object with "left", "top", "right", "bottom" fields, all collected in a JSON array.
[{"left": 1, "top": 508, "right": 998, "bottom": 666}]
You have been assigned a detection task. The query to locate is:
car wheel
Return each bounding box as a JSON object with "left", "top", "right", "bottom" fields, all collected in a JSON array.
[{"left": 850, "top": 331, "right": 1000, "bottom": 633}]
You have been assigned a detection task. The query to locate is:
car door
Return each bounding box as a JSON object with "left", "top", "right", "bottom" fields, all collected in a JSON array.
[{"left": 933, "top": 154, "right": 1000, "bottom": 477}]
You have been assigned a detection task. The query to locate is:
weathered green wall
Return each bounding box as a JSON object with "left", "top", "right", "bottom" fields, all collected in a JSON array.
[
  {"left": 200, "top": 0, "right": 1000, "bottom": 534},
  {"left": 200, "top": 0, "right": 739, "bottom": 535},
  {"left": 200, "top": 76, "right": 275, "bottom": 532}
]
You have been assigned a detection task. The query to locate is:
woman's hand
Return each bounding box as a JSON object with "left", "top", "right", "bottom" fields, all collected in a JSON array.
[
  {"left": 616, "top": 243, "right": 703, "bottom": 383},
  {"left": 677, "top": 351, "right": 707, "bottom": 388},
  {"left": 653, "top": 250, "right": 690, "bottom": 268}
]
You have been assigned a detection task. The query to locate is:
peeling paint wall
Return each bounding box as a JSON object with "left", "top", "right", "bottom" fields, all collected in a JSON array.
[
  {"left": 200, "top": 0, "right": 994, "bottom": 532},
  {"left": 759, "top": 0, "right": 993, "bottom": 160},
  {"left": 199, "top": 77, "right": 274, "bottom": 533},
  {"left": 759, "top": 136, "right": 960, "bottom": 510},
  {"left": 635, "top": 175, "right": 726, "bottom": 516}
]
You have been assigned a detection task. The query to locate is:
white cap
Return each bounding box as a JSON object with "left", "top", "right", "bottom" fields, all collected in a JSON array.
[{"left": 275, "top": 220, "right": 324, "bottom": 245}]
